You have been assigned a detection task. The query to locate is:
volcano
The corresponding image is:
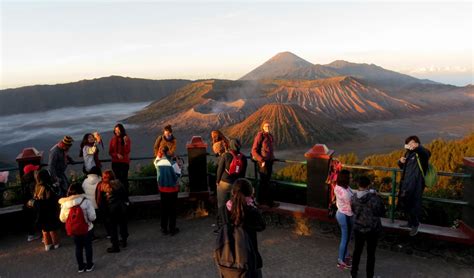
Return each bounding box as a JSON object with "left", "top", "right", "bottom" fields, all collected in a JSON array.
[{"left": 223, "top": 103, "right": 359, "bottom": 148}]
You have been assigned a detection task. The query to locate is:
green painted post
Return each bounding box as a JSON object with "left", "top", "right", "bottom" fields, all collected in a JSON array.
[{"left": 390, "top": 170, "right": 397, "bottom": 223}]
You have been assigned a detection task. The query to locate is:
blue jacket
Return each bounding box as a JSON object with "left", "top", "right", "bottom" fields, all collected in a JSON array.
[{"left": 154, "top": 156, "right": 181, "bottom": 193}]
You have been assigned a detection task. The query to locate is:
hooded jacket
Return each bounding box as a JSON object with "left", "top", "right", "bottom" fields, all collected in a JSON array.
[
  {"left": 59, "top": 194, "right": 96, "bottom": 231},
  {"left": 351, "top": 190, "right": 385, "bottom": 233},
  {"left": 154, "top": 155, "right": 181, "bottom": 193},
  {"left": 82, "top": 174, "right": 101, "bottom": 209}
]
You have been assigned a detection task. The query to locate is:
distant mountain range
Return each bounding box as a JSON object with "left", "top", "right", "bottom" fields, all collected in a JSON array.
[
  {"left": 2, "top": 51, "right": 473, "bottom": 149},
  {"left": 0, "top": 76, "right": 190, "bottom": 116}
]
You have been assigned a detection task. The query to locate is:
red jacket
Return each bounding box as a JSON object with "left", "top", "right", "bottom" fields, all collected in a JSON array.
[
  {"left": 251, "top": 131, "right": 274, "bottom": 163},
  {"left": 109, "top": 136, "right": 131, "bottom": 164}
]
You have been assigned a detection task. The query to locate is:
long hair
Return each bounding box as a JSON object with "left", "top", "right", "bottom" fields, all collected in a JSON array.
[
  {"left": 211, "top": 130, "right": 227, "bottom": 144},
  {"left": 336, "top": 169, "right": 351, "bottom": 188},
  {"left": 34, "top": 169, "right": 53, "bottom": 200},
  {"left": 98, "top": 170, "right": 116, "bottom": 195},
  {"left": 79, "top": 133, "right": 93, "bottom": 157},
  {"left": 230, "top": 178, "right": 254, "bottom": 226},
  {"left": 67, "top": 182, "right": 85, "bottom": 196},
  {"left": 114, "top": 123, "right": 127, "bottom": 146}
]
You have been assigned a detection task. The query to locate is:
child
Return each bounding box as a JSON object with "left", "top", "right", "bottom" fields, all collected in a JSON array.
[
  {"left": 59, "top": 183, "right": 96, "bottom": 272},
  {"left": 350, "top": 176, "right": 386, "bottom": 278}
]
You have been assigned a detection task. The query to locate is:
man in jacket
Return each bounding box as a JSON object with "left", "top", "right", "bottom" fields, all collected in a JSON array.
[
  {"left": 251, "top": 121, "right": 278, "bottom": 207},
  {"left": 49, "top": 136, "right": 74, "bottom": 196},
  {"left": 398, "top": 135, "right": 431, "bottom": 236},
  {"left": 351, "top": 176, "right": 385, "bottom": 278}
]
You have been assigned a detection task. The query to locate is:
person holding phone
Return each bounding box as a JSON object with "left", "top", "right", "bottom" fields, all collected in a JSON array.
[{"left": 398, "top": 135, "right": 431, "bottom": 236}]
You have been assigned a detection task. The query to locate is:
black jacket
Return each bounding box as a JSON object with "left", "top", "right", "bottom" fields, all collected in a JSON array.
[
  {"left": 398, "top": 145, "right": 431, "bottom": 193},
  {"left": 351, "top": 190, "right": 385, "bottom": 233},
  {"left": 216, "top": 151, "right": 248, "bottom": 184}
]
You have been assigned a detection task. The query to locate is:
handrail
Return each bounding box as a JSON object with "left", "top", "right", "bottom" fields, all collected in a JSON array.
[{"left": 342, "top": 164, "right": 471, "bottom": 178}]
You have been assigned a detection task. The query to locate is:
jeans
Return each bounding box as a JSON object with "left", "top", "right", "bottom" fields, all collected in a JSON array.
[
  {"left": 74, "top": 230, "right": 93, "bottom": 270},
  {"left": 216, "top": 181, "right": 232, "bottom": 227},
  {"left": 161, "top": 191, "right": 178, "bottom": 232},
  {"left": 336, "top": 210, "right": 353, "bottom": 262},
  {"left": 257, "top": 160, "right": 273, "bottom": 204},
  {"left": 351, "top": 230, "right": 378, "bottom": 278}
]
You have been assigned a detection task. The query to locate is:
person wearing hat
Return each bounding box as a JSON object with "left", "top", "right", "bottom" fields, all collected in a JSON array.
[
  {"left": 48, "top": 135, "right": 74, "bottom": 196},
  {"left": 21, "top": 164, "right": 41, "bottom": 242}
]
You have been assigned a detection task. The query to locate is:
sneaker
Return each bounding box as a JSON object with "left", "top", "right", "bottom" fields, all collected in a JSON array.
[
  {"left": 78, "top": 268, "right": 85, "bottom": 273},
  {"left": 27, "top": 235, "right": 41, "bottom": 242},
  {"left": 409, "top": 225, "right": 419, "bottom": 236},
  {"left": 337, "top": 260, "right": 352, "bottom": 269},
  {"left": 106, "top": 235, "right": 111, "bottom": 239},
  {"left": 107, "top": 246, "right": 120, "bottom": 253},
  {"left": 399, "top": 223, "right": 411, "bottom": 228},
  {"left": 170, "top": 228, "right": 180, "bottom": 236},
  {"left": 53, "top": 244, "right": 60, "bottom": 249},
  {"left": 269, "top": 202, "right": 280, "bottom": 208},
  {"left": 344, "top": 255, "right": 352, "bottom": 264},
  {"left": 45, "top": 244, "right": 52, "bottom": 251},
  {"left": 86, "top": 263, "right": 95, "bottom": 272}
]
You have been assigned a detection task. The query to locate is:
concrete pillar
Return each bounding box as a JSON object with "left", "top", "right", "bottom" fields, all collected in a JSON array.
[
  {"left": 305, "top": 144, "right": 334, "bottom": 208},
  {"left": 186, "top": 136, "right": 208, "bottom": 192}
]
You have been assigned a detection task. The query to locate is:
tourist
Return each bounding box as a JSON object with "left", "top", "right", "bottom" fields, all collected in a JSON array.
[
  {"left": 335, "top": 169, "right": 354, "bottom": 269},
  {"left": 215, "top": 138, "right": 247, "bottom": 231},
  {"left": 350, "top": 176, "right": 385, "bottom": 278},
  {"left": 211, "top": 130, "right": 229, "bottom": 156},
  {"left": 218, "top": 178, "right": 266, "bottom": 277},
  {"left": 96, "top": 170, "right": 129, "bottom": 253},
  {"left": 22, "top": 164, "right": 41, "bottom": 242},
  {"left": 251, "top": 121, "right": 278, "bottom": 207},
  {"left": 398, "top": 135, "right": 431, "bottom": 236},
  {"left": 33, "top": 169, "right": 61, "bottom": 251},
  {"left": 59, "top": 183, "right": 96, "bottom": 273},
  {"left": 109, "top": 124, "right": 131, "bottom": 196},
  {"left": 79, "top": 132, "right": 102, "bottom": 174},
  {"left": 154, "top": 124, "right": 177, "bottom": 157},
  {"left": 154, "top": 146, "right": 181, "bottom": 236},
  {"left": 48, "top": 135, "right": 74, "bottom": 196}
]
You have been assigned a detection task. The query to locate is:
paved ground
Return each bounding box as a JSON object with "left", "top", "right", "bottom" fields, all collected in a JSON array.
[{"left": 0, "top": 214, "right": 473, "bottom": 278}]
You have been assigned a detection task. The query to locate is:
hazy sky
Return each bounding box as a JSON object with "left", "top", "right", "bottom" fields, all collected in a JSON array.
[{"left": 1, "top": 0, "right": 472, "bottom": 89}]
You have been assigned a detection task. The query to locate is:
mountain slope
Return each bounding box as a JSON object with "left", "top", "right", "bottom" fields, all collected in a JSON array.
[
  {"left": 0, "top": 76, "right": 191, "bottom": 116},
  {"left": 223, "top": 103, "right": 359, "bottom": 148}
]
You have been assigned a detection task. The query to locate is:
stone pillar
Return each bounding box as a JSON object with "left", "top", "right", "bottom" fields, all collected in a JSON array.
[
  {"left": 186, "top": 136, "right": 208, "bottom": 192},
  {"left": 305, "top": 144, "right": 334, "bottom": 208},
  {"left": 462, "top": 157, "right": 474, "bottom": 228}
]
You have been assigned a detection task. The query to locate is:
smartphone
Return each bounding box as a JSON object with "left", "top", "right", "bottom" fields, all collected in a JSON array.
[{"left": 404, "top": 144, "right": 411, "bottom": 150}]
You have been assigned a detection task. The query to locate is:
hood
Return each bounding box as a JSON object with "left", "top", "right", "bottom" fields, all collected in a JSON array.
[
  {"left": 58, "top": 194, "right": 86, "bottom": 208},
  {"left": 355, "top": 190, "right": 372, "bottom": 203}
]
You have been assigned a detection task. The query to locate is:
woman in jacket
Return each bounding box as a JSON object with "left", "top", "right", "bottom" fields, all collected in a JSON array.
[
  {"left": 34, "top": 169, "right": 61, "bottom": 251},
  {"left": 211, "top": 130, "right": 229, "bottom": 156},
  {"left": 109, "top": 124, "right": 131, "bottom": 196},
  {"left": 334, "top": 169, "right": 354, "bottom": 269},
  {"left": 96, "top": 170, "right": 129, "bottom": 253},
  {"left": 59, "top": 183, "right": 96, "bottom": 272},
  {"left": 80, "top": 133, "right": 102, "bottom": 174},
  {"left": 153, "top": 125, "right": 177, "bottom": 157},
  {"left": 221, "top": 178, "right": 265, "bottom": 277},
  {"left": 154, "top": 146, "right": 181, "bottom": 236}
]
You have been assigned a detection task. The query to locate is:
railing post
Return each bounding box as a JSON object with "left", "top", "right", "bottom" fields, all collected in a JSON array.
[
  {"left": 389, "top": 170, "right": 397, "bottom": 223},
  {"left": 305, "top": 144, "right": 334, "bottom": 208},
  {"left": 186, "top": 136, "right": 208, "bottom": 192},
  {"left": 462, "top": 157, "right": 474, "bottom": 228}
]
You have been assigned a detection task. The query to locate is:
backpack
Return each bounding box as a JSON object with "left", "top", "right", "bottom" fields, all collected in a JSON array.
[
  {"left": 226, "top": 151, "right": 244, "bottom": 176},
  {"left": 415, "top": 154, "right": 438, "bottom": 188},
  {"left": 65, "top": 198, "right": 89, "bottom": 237},
  {"left": 214, "top": 223, "right": 258, "bottom": 277}
]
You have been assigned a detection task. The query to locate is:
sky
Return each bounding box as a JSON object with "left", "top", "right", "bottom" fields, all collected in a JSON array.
[{"left": 1, "top": 0, "right": 473, "bottom": 89}]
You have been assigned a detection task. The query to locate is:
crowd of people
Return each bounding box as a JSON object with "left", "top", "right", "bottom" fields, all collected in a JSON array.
[{"left": 14, "top": 118, "right": 431, "bottom": 277}]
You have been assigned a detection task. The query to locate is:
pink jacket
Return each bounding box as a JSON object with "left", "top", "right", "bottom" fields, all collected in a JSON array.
[{"left": 334, "top": 184, "right": 353, "bottom": 216}]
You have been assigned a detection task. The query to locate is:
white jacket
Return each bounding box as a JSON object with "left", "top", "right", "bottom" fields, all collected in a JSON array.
[
  {"left": 82, "top": 174, "right": 100, "bottom": 209},
  {"left": 59, "top": 194, "right": 96, "bottom": 231}
]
